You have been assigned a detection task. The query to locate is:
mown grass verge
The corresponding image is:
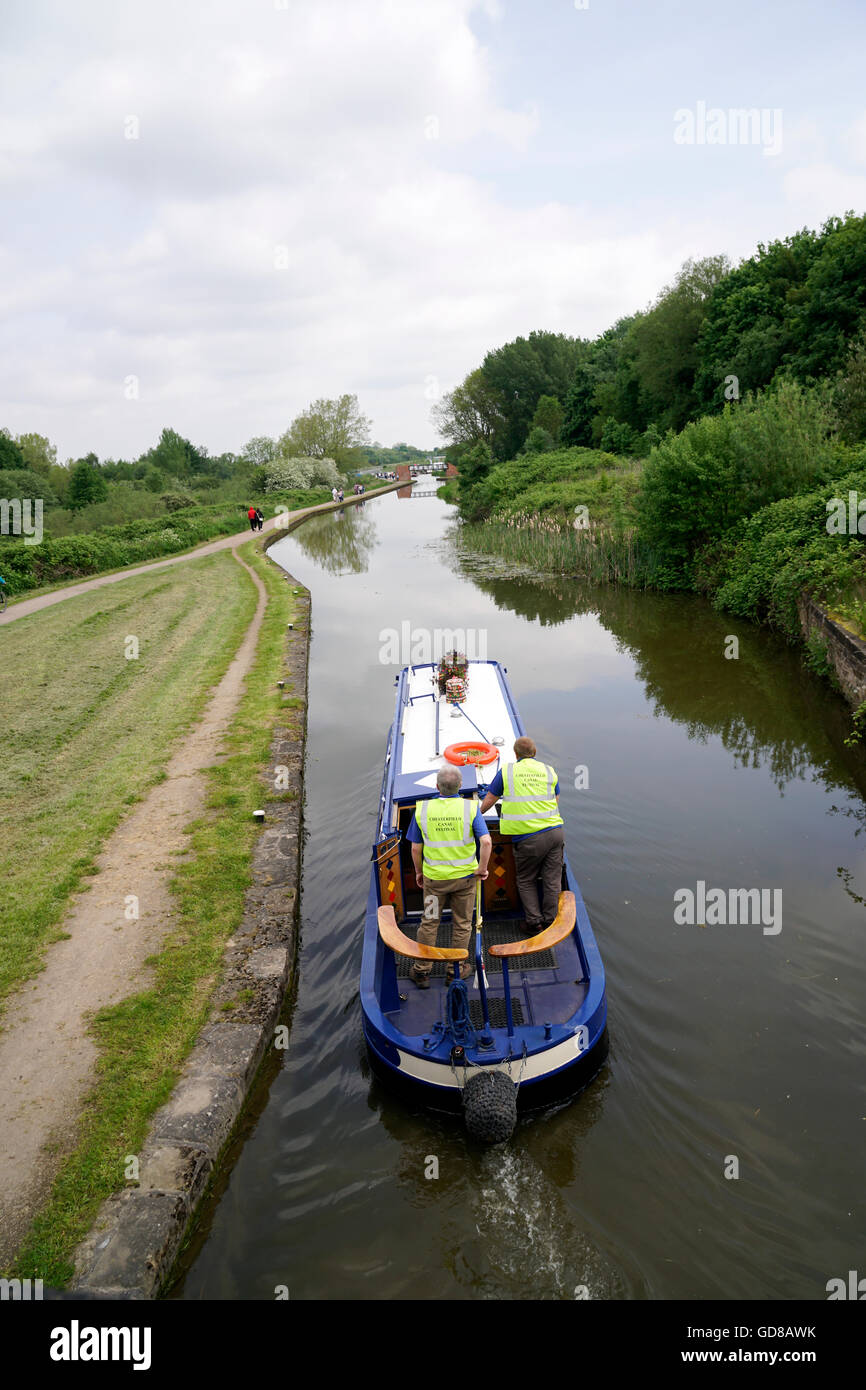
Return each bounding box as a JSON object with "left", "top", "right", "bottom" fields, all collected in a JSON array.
[
  {"left": 0, "top": 551, "right": 256, "bottom": 1016},
  {"left": 10, "top": 540, "right": 297, "bottom": 1284}
]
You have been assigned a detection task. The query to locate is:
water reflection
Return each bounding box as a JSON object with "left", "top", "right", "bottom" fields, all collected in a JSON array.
[
  {"left": 290, "top": 506, "right": 379, "bottom": 575},
  {"left": 449, "top": 527, "right": 866, "bottom": 799}
]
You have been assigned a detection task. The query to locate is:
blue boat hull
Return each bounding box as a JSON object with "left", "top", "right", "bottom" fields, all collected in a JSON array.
[{"left": 360, "top": 660, "right": 608, "bottom": 1117}]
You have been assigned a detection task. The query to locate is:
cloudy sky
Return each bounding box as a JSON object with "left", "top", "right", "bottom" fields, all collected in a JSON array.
[{"left": 2, "top": 0, "right": 865, "bottom": 462}]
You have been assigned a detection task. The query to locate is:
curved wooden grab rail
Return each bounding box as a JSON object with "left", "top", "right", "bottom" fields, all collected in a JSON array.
[
  {"left": 486, "top": 892, "right": 576, "bottom": 958},
  {"left": 377, "top": 905, "right": 468, "bottom": 961}
]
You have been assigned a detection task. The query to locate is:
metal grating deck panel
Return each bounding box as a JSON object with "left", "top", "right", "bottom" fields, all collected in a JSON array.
[
  {"left": 394, "top": 916, "right": 556, "bottom": 976},
  {"left": 469, "top": 998, "right": 524, "bottom": 1029},
  {"left": 481, "top": 921, "right": 557, "bottom": 971}
]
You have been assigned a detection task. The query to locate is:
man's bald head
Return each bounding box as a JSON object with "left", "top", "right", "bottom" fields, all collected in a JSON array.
[{"left": 514, "top": 736, "right": 536, "bottom": 759}]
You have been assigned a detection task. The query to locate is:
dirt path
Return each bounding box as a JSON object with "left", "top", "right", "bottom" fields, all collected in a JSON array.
[
  {"left": 0, "top": 551, "right": 267, "bottom": 1266},
  {"left": 0, "top": 486, "right": 399, "bottom": 627}
]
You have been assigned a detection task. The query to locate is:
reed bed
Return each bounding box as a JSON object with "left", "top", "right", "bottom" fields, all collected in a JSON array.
[{"left": 461, "top": 512, "right": 651, "bottom": 586}]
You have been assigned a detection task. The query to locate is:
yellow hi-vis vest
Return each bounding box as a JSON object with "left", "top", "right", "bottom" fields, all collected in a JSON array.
[
  {"left": 499, "top": 758, "right": 563, "bottom": 836},
  {"left": 415, "top": 795, "right": 478, "bottom": 881}
]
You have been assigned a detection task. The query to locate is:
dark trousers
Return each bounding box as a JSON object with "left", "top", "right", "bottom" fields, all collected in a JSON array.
[{"left": 512, "top": 826, "right": 565, "bottom": 929}]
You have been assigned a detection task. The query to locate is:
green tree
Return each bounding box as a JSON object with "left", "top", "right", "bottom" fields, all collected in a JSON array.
[
  {"left": 454, "top": 440, "right": 494, "bottom": 512},
  {"left": 530, "top": 394, "right": 563, "bottom": 443},
  {"left": 14, "top": 432, "right": 57, "bottom": 475},
  {"left": 0, "top": 430, "right": 25, "bottom": 472},
  {"left": 560, "top": 321, "right": 634, "bottom": 447},
  {"left": 0, "top": 467, "right": 60, "bottom": 506},
  {"left": 144, "top": 427, "right": 207, "bottom": 479},
  {"left": 788, "top": 213, "right": 866, "bottom": 379},
  {"left": 626, "top": 255, "right": 730, "bottom": 432},
  {"left": 47, "top": 464, "right": 70, "bottom": 504},
  {"left": 281, "top": 394, "right": 371, "bottom": 469},
  {"left": 480, "top": 331, "right": 583, "bottom": 460},
  {"left": 599, "top": 417, "right": 640, "bottom": 455},
  {"left": 430, "top": 368, "right": 505, "bottom": 451},
  {"left": 240, "top": 436, "right": 278, "bottom": 472},
  {"left": 67, "top": 454, "right": 108, "bottom": 511},
  {"left": 695, "top": 226, "right": 824, "bottom": 411},
  {"left": 835, "top": 331, "right": 866, "bottom": 443},
  {"left": 524, "top": 426, "right": 555, "bottom": 454},
  {"left": 637, "top": 378, "right": 835, "bottom": 581}
]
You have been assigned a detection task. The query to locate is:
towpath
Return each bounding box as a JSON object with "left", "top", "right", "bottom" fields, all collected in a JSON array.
[{"left": 0, "top": 485, "right": 398, "bottom": 1266}]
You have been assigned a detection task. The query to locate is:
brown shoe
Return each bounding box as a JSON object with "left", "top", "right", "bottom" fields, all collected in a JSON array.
[
  {"left": 410, "top": 967, "right": 431, "bottom": 989},
  {"left": 448, "top": 962, "right": 474, "bottom": 982}
]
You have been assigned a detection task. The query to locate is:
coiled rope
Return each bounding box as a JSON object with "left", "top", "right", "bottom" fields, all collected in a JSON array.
[{"left": 445, "top": 978, "right": 477, "bottom": 1048}]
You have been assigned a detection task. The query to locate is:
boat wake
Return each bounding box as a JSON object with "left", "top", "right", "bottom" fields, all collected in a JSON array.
[{"left": 469, "top": 1146, "right": 622, "bottom": 1300}]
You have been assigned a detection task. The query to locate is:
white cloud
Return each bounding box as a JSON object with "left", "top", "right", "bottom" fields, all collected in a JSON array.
[
  {"left": 0, "top": 0, "right": 681, "bottom": 459},
  {"left": 783, "top": 163, "right": 866, "bottom": 220},
  {"left": 3, "top": 0, "right": 856, "bottom": 461},
  {"left": 844, "top": 111, "right": 866, "bottom": 164}
]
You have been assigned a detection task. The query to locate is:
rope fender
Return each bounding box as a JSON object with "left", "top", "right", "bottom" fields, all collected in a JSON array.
[{"left": 462, "top": 1068, "right": 518, "bottom": 1144}]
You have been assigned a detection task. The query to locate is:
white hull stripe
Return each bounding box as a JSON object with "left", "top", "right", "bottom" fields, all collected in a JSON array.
[{"left": 393, "top": 1029, "right": 594, "bottom": 1090}]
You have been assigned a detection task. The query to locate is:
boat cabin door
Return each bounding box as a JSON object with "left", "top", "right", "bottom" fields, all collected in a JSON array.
[{"left": 375, "top": 834, "right": 405, "bottom": 920}]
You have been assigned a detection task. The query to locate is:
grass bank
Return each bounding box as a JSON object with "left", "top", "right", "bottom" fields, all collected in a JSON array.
[
  {"left": 453, "top": 446, "right": 654, "bottom": 585},
  {"left": 10, "top": 540, "right": 299, "bottom": 1284},
  {"left": 0, "top": 550, "right": 256, "bottom": 1016}
]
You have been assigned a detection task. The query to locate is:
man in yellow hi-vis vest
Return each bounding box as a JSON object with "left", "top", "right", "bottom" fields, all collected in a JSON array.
[
  {"left": 407, "top": 766, "right": 492, "bottom": 989},
  {"left": 480, "top": 736, "right": 564, "bottom": 931}
]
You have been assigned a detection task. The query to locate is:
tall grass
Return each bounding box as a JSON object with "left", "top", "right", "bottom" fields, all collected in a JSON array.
[{"left": 460, "top": 512, "right": 653, "bottom": 585}]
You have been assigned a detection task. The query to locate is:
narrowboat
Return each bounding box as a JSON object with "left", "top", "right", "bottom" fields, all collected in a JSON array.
[{"left": 361, "top": 656, "right": 608, "bottom": 1141}]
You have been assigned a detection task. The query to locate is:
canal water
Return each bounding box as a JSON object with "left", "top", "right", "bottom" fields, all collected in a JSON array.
[{"left": 177, "top": 484, "right": 866, "bottom": 1300}]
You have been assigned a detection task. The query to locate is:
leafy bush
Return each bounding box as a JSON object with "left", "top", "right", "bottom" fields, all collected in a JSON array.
[
  {"left": 523, "top": 426, "right": 555, "bottom": 454},
  {"left": 0, "top": 491, "right": 329, "bottom": 594},
  {"left": 0, "top": 468, "right": 61, "bottom": 507},
  {"left": 802, "top": 631, "right": 836, "bottom": 682},
  {"left": 264, "top": 456, "right": 341, "bottom": 491},
  {"left": 692, "top": 461, "right": 866, "bottom": 637},
  {"left": 161, "top": 492, "right": 198, "bottom": 513},
  {"left": 599, "top": 417, "right": 643, "bottom": 456},
  {"left": 42, "top": 484, "right": 166, "bottom": 536},
  {"left": 636, "top": 378, "right": 836, "bottom": 584},
  {"left": 459, "top": 445, "right": 632, "bottom": 522}
]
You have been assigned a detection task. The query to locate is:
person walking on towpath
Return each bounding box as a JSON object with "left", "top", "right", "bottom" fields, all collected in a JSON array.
[
  {"left": 247, "top": 505, "right": 258, "bottom": 532},
  {"left": 480, "top": 736, "right": 564, "bottom": 932},
  {"left": 407, "top": 766, "right": 491, "bottom": 988}
]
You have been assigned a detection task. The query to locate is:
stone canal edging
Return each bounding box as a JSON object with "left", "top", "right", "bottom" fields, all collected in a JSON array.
[
  {"left": 69, "top": 485, "right": 399, "bottom": 1298},
  {"left": 798, "top": 594, "right": 866, "bottom": 708}
]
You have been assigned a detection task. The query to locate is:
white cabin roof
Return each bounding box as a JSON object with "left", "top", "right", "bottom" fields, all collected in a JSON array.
[{"left": 396, "top": 662, "right": 520, "bottom": 788}]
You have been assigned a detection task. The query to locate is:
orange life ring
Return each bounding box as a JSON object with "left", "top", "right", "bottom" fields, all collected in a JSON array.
[{"left": 443, "top": 741, "right": 499, "bottom": 767}]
